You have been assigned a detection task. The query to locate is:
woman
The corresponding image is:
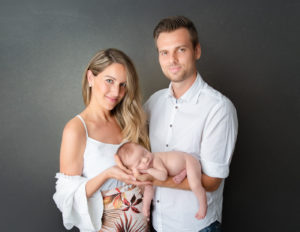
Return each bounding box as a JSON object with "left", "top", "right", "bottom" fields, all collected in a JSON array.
[{"left": 53, "top": 48, "right": 150, "bottom": 232}]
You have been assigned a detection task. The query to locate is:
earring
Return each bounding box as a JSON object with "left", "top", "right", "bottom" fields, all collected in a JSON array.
[{"left": 89, "top": 83, "right": 92, "bottom": 87}]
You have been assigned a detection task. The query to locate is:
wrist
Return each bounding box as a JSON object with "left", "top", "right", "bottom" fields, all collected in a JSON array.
[{"left": 102, "top": 168, "right": 112, "bottom": 180}]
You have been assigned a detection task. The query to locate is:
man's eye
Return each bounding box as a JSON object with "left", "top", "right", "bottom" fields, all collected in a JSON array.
[
  {"left": 160, "top": 51, "right": 168, "bottom": 56},
  {"left": 106, "top": 79, "right": 113, "bottom": 83},
  {"left": 179, "top": 48, "right": 186, "bottom": 52}
]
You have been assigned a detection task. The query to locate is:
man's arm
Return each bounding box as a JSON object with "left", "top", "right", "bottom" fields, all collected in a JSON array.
[
  {"left": 153, "top": 177, "right": 190, "bottom": 190},
  {"left": 201, "top": 174, "right": 222, "bottom": 192},
  {"left": 152, "top": 174, "right": 222, "bottom": 192}
]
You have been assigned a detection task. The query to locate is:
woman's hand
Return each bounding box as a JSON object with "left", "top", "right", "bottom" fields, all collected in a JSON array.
[
  {"left": 106, "top": 166, "right": 152, "bottom": 186},
  {"left": 114, "top": 154, "right": 132, "bottom": 174}
]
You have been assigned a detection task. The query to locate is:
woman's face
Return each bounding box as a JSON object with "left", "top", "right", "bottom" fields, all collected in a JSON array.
[{"left": 88, "top": 63, "right": 127, "bottom": 111}]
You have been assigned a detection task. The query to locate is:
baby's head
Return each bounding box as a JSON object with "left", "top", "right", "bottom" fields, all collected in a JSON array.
[{"left": 116, "top": 142, "right": 152, "bottom": 171}]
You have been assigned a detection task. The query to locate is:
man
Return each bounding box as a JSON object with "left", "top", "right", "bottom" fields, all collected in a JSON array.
[{"left": 144, "top": 16, "right": 238, "bottom": 231}]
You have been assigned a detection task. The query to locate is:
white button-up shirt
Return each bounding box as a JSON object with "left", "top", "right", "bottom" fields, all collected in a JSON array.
[{"left": 144, "top": 73, "right": 238, "bottom": 232}]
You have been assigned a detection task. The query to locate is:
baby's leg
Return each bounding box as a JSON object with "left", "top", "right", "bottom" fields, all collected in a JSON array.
[
  {"left": 184, "top": 154, "right": 207, "bottom": 220},
  {"left": 172, "top": 169, "right": 187, "bottom": 184},
  {"left": 142, "top": 185, "right": 155, "bottom": 219}
]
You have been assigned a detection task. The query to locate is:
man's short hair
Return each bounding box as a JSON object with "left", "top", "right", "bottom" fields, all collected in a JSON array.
[{"left": 153, "top": 16, "right": 199, "bottom": 48}]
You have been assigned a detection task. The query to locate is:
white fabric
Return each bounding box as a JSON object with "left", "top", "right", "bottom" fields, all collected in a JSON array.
[
  {"left": 144, "top": 73, "right": 238, "bottom": 232},
  {"left": 53, "top": 173, "right": 102, "bottom": 232},
  {"left": 53, "top": 115, "right": 125, "bottom": 231}
]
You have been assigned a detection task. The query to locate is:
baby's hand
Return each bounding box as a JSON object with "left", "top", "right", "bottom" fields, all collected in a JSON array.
[
  {"left": 132, "top": 168, "right": 154, "bottom": 182},
  {"left": 138, "top": 169, "right": 149, "bottom": 174},
  {"left": 132, "top": 168, "right": 141, "bottom": 178},
  {"left": 135, "top": 173, "right": 154, "bottom": 182}
]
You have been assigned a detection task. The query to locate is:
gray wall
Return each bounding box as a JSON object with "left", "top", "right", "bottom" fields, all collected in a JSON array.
[{"left": 1, "top": 0, "right": 299, "bottom": 231}]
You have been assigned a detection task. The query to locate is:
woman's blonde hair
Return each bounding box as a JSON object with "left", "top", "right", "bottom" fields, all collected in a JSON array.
[{"left": 82, "top": 48, "right": 150, "bottom": 149}]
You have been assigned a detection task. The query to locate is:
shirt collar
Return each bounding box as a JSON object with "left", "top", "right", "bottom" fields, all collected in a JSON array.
[{"left": 167, "top": 72, "right": 204, "bottom": 104}]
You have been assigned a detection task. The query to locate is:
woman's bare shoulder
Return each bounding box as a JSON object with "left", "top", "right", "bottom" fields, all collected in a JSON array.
[
  {"left": 62, "top": 116, "right": 86, "bottom": 139},
  {"left": 60, "top": 116, "right": 86, "bottom": 174}
]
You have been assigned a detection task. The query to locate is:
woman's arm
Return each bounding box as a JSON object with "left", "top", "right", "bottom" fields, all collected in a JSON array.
[
  {"left": 60, "top": 118, "right": 149, "bottom": 198},
  {"left": 60, "top": 118, "right": 107, "bottom": 198},
  {"left": 59, "top": 118, "right": 86, "bottom": 176}
]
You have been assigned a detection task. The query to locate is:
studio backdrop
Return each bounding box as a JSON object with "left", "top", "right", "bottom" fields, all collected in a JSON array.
[{"left": 0, "top": 0, "right": 299, "bottom": 231}]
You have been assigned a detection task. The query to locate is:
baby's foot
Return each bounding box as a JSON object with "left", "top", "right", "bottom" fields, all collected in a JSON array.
[
  {"left": 195, "top": 205, "right": 207, "bottom": 220},
  {"left": 172, "top": 169, "right": 187, "bottom": 184},
  {"left": 142, "top": 206, "right": 150, "bottom": 218}
]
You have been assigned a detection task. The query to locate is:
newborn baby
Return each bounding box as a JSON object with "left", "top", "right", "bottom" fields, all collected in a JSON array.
[{"left": 115, "top": 142, "right": 207, "bottom": 220}]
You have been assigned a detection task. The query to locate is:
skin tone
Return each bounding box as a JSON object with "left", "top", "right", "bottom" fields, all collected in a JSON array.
[
  {"left": 155, "top": 27, "right": 222, "bottom": 192},
  {"left": 60, "top": 63, "right": 150, "bottom": 199},
  {"left": 119, "top": 143, "right": 207, "bottom": 219}
]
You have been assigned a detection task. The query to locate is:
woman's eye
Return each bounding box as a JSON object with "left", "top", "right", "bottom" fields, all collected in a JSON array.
[
  {"left": 120, "top": 83, "right": 126, "bottom": 88},
  {"left": 179, "top": 48, "right": 186, "bottom": 52},
  {"left": 106, "top": 79, "right": 113, "bottom": 84}
]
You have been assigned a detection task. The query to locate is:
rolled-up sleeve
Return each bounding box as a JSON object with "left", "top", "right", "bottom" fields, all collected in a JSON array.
[
  {"left": 53, "top": 173, "right": 103, "bottom": 231},
  {"left": 200, "top": 98, "right": 238, "bottom": 178}
]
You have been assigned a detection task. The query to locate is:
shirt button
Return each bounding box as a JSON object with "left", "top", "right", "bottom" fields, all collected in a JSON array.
[
  {"left": 170, "top": 124, "right": 172, "bottom": 127},
  {"left": 157, "top": 200, "right": 160, "bottom": 203},
  {"left": 166, "top": 144, "right": 168, "bottom": 147},
  {"left": 175, "top": 106, "right": 178, "bottom": 109}
]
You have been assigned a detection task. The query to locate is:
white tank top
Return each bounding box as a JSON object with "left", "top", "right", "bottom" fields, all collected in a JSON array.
[{"left": 77, "top": 115, "right": 125, "bottom": 191}]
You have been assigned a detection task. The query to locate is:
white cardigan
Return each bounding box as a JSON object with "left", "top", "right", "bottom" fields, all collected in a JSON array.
[{"left": 53, "top": 173, "right": 103, "bottom": 232}]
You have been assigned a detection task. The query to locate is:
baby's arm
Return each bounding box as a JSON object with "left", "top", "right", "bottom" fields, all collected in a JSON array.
[
  {"left": 134, "top": 173, "right": 154, "bottom": 182},
  {"left": 145, "top": 158, "right": 168, "bottom": 181},
  {"left": 146, "top": 168, "right": 167, "bottom": 181}
]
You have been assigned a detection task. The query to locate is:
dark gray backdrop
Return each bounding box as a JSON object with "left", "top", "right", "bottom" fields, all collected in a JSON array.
[{"left": 1, "top": 0, "right": 299, "bottom": 231}]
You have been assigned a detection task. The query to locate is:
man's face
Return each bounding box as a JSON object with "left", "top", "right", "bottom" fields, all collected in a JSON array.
[{"left": 156, "top": 28, "right": 201, "bottom": 84}]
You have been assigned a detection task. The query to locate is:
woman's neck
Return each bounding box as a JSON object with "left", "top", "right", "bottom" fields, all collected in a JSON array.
[{"left": 83, "top": 102, "right": 112, "bottom": 123}]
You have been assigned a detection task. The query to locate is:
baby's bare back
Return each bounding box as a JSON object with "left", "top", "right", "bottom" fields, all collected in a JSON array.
[{"left": 154, "top": 151, "right": 188, "bottom": 176}]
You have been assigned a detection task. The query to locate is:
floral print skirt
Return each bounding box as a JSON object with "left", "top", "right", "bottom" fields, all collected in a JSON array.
[{"left": 100, "top": 185, "right": 148, "bottom": 232}]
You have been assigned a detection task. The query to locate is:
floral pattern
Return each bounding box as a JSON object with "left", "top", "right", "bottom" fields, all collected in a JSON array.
[{"left": 100, "top": 185, "right": 148, "bottom": 232}]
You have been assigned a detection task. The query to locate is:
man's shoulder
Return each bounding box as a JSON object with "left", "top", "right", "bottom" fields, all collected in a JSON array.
[
  {"left": 199, "top": 82, "right": 235, "bottom": 110},
  {"left": 144, "top": 88, "right": 168, "bottom": 107},
  {"left": 149, "top": 88, "right": 168, "bottom": 100}
]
